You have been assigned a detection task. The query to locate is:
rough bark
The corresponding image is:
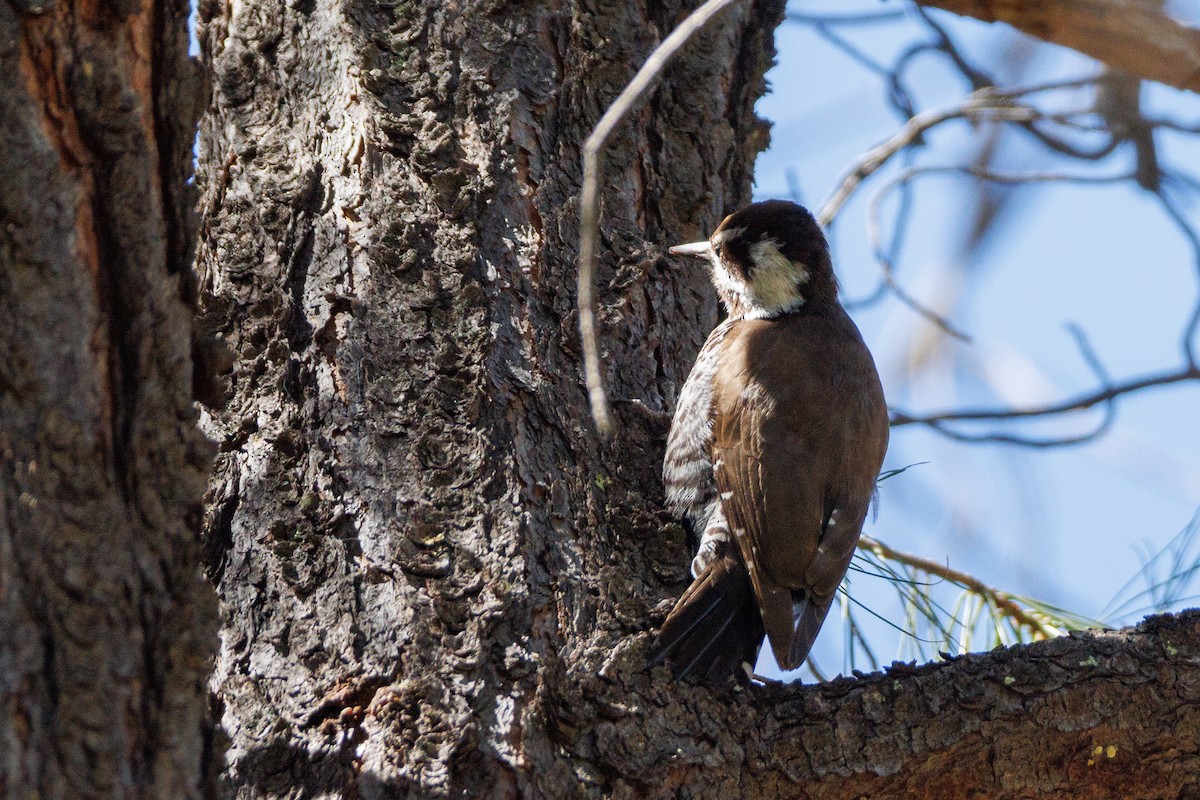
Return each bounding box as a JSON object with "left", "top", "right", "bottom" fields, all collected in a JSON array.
[
  {"left": 0, "top": 0, "right": 215, "bottom": 797},
  {"left": 193, "top": 1, "right": 1200, "bottom": 799}
]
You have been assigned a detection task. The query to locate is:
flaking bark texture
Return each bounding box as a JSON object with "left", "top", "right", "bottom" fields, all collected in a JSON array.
[
  {"left": 0, "top": 0, "right": 215, "bottom": 797},
  {"left": 195, "top": 0, "right": 779, "bottom": 795}
]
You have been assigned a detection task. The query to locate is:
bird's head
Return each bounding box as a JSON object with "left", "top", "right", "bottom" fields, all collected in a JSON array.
[{"left": 670, "top": 200, "right": 838, "bottom": 319}]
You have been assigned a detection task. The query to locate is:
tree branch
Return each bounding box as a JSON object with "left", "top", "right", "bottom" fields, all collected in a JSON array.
[
  {"left": 581, "top": 611, "right": 1200, "bottom": 798},
  {"left": 916, "top": 0, "right": 1200, "bottom": 93}
]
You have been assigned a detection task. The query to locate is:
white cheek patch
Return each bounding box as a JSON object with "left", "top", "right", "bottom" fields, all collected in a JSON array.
[{"left": 744, "top": 238, "right": 809, "bottom": 319}]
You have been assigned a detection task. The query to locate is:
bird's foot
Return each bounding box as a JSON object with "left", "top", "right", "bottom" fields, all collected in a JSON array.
[
  {"left": 611, "top": 398, "right": 672, "bottom": 431},
  {"left": 690, "top": 531, "right": 731, "bottom": 578}
]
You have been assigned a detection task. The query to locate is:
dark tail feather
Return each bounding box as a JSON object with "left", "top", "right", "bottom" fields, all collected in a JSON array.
[{"left": 649, "top": 554, "right": 764, "bottom": 683}]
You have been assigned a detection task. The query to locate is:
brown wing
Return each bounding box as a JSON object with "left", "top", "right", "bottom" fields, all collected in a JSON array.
[
  {"left": 711, "top": 383, "right": 799, "bottom": 669},
  {"left": 711, "top": 310, "right": 888, "bottom": 671}
]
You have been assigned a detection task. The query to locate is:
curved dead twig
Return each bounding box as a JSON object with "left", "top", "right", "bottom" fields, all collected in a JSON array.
[
  {"left": 578, "top": 0, "right": 747, "bottom": 436},
  {"left": 918, "top": 324, "right": 1122, "bottom": 448},
  {"left": 911, "top": 4, "right": 991, "bottom": 91},
  {"left": 908, "top": 418, "right": 1117, "bottom": 448},
  {"left": 808, "top": 20, "right": 917, "bottom": 113}
]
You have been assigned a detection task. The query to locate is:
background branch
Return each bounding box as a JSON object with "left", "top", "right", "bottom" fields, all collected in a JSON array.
[
  {"left": 797, "top": 5, "right": 1200, "bottom": 450},
  {"left": 915, "top": 0, "right": 1200, "bottom": 93},
  {"left": 890, "top": 364, "right": 1200, "bottom": 427}
]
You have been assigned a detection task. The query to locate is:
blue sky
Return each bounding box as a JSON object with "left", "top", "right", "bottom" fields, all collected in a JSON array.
[{"left": 754, "top": 1, "right": 1200, "bottom": 677}]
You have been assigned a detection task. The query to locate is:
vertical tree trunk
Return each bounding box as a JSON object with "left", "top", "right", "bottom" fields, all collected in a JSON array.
[
  {"left": 0, "top": 0, "right": 215, "bottom": 797},
  {"left": 195, "top": 0, "right": 783, "bottom": 795}
]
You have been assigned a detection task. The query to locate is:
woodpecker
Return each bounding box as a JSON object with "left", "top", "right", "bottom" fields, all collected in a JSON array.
[{"left": 652, "top": 200, "right": 889, "bottom": 682}]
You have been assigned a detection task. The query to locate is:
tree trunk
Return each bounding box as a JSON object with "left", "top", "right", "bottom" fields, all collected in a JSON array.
[
  {"left": 195, "top": 0, "right": 779, "bottom": 794},
  {"left": 0, "top": 0, "right": 215, "bottom": 797},
  {"left": 192, "top": 1, "right": 1200, "bottom": 799}
]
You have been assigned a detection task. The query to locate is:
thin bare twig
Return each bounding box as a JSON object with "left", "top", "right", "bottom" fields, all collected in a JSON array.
[
  {"left": 818, "top": 85, "right": 1108, "bottom": 228},
  {"left": 1151, "top": 116, "right": 1200, "bottom": 133},
  {"left": 891, "top": 364, "right": 1200, "bottom": 427},
  {"left": 1153, "top": 187, "right": 1200, "bottom": 367},
  {"left": 786, "top": 9, "right": 906, "bottom": 26},
  {"left": 579, "top": 0, "right": 747, "bottom": 435},
  {"left": 864, "top": 206, "right": 972, "bottom": 341},
  {"left": 856, "top": 163, "right": 1133, "bottom": 342},
  {"left": 909, "top": 418, "right": 1114, "bottom": 448},
  {"left": 818, "top": 98, "right": 1040, "bottom": 226},
  {"left": 811, "top": 22, "right": 919, "bottom": 123},
  {"left": 894, "top": 325, "right": 1125, "bottom": 449},
  {"left": 912, "top": 4, "right": 991, "bottom": 91},
  {"left": 876, "top": 163, "right": 1135, "bottom": 191}
]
